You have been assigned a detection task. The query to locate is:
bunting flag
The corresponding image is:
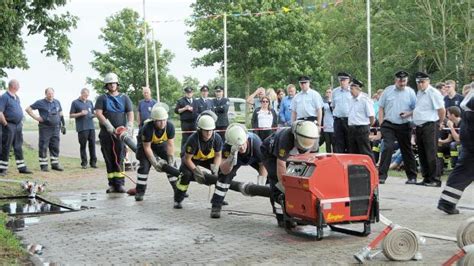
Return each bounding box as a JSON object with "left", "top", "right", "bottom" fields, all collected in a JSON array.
[{"left": 150, "top": 0, "right": 343, "bottom": 24}]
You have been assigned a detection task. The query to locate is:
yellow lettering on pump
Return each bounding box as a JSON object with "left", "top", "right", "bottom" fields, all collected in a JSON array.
[{"left": 326, "top": 213, "right": 344, "bottom": 222}]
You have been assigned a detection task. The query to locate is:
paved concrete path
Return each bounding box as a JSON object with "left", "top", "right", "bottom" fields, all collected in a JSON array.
[{"left": 17, "top": 132, "right": 474, "bottom": 264}]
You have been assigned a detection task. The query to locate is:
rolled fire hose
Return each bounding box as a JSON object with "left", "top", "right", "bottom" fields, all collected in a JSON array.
[
  {"left": 459, "top": 249, "right": 474, "bottom": 266},
  {"left": 457, "top": 217, "right": 474, "bottom": 249},
  {"left": 382, "top": 227, "right": 419, "bottom": 261}
]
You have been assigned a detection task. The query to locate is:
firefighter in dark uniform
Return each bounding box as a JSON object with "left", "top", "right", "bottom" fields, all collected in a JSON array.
[
  {"left": 134, "top": 105, "right": 176, "bottom": 201},
  {"left": 438, "top": 83, "right": 474, "bottom": 214},
  {"left": 261, "top": 120, "right": 319, "bottom": 227},
  {"left": 26, "top": 87, "right": 66, "bottom": 172},
  {"left": 0, "top": 79, "right": 32, "bottom": 176},
  {"left": 196, "top": 85, "right": 213, "bottom": 115},
  {"left": 174, "top": 114, "right": 223, "bottom": 209},
  {"left": 95, "top": 73, "right": 134, "bottom": 193},
  {"left": 212, "top": 85, "right": 229, "bottom": 142},
  {"left": 210, "top": 123, "right": 267, "bottom": 218},
  {"left": 174, "top": 87, "right": 198, "bottom": 157}
]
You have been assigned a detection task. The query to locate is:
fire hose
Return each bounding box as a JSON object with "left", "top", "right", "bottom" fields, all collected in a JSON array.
[{"left": 114, "top": 125, "right": 271, "bottom": 198}]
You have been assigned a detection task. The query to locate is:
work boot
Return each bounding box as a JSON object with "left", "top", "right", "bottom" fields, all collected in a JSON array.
[
  {"left": 90, "top": 163, "right": 97, "bottom": 169},
  {"left": 210, "top": 206, "right": 221, "bottom": 219},
  {"left": 405, "top": 178, "right": 417, "bottom": 185},
  {"left": 115, "top": 185, "right": 126, "bottom": 193},
  {"left": 135, "top": 192, "right": 144, "bottom": 201},
  {"left": 40, "top": 166, "right": 49, "bottom": 172},
  {"left": 81, "top": 165, "right": 87, "bottom": 169},
  {"left": 437, "top": 204, "right": 460, "bottom": 215},
  {"left": 173, "top": 201, "right": 182, "bottom": 209},
  {"left": 106, "top": 186, "right": 116, "bottom": 193},
  {"left": 19, "top": 168, "right": 33, "bottom": 174},
  {"left": 52, "top": 164, "right": 64, "bottom": 171}
]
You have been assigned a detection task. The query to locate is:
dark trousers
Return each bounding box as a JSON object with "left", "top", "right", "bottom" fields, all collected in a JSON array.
[
  {"left": 378, "top": 121, "right": 417, "bottom": 181},
  {"left": 38, "top": 126, "right": 60, "bottom": 168},
  {"left": 216, "top": 126, "right": 227, "bottom": 143},
  {"left": 0, "top": 123, "right": 27, "bottom": 171},
  {"left": 256, "top": 129, "right": 273, "bottom": 142},
  {"left": 211, "top": 162, "right": 259, "bottom": 207},
  {"left": 319, "top": 131, "right": 335, "bottom": 153},
  {"left": 99, "top": 131, "right": 125, "bottom": 187},
  {"left": 348, "top": 125, "right": 375, "bottom": 163},
  {"left": 439, "top": 149, "right": 474, "bottom": 209},
  {"left": 334, "top": 117, "right": 350, "bottom": 153},
  {"left": 174, "top": 158, "right": 213, "bottom": 203},
  {"left": 180, "top": 121, "right": 196, "bottom": 157},
  {"left": 262, "top": 157, "right": 284, "bottom": 223},
  {"left": 78, "top": 129, "right": 97, "bottom": 167},
  {"left": 135, "top": 146, "right": 177, "bottom": 194},
  {"left": 416, "top": 122, "right": 438, "bottom": 183}
]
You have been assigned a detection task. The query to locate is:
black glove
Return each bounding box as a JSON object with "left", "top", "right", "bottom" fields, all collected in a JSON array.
[{"left": 61, "top": 126, "right": 66, "bottom": 135}]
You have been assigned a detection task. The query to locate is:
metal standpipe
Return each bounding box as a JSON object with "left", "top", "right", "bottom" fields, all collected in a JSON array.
[{"left": 116, "top": 126, "right": 272, "bottom": 198}]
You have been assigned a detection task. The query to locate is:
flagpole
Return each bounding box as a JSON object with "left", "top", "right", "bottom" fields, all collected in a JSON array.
[
  {"left": 223, "top": 13, "right": 228, "bottom": 98},
  {"left": 366, "top": 0, "right": 372, "bottom": 97},
  {"left": 143, "top": 0, "right": 149, "bottom": 88},
  {"left": 152, "top": 29, "right": 160, "bottom": 101}
]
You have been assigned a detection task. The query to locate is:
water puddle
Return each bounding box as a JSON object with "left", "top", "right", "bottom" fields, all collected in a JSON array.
[
  {"left": 0, "top": 198, "right": 74, "bottom": 216},
  {"left": 6, "top": 217, "right": 40, "bottom": 231}
]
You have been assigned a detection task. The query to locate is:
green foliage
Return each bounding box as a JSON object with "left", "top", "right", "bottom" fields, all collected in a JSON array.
[
  {"left": 0, "top": 0, "right": 78, "bottom": 77},
  {"left": 188, "top": 0, "right": 329, "bottom": 96},
  {"left": 0, "top": 213, "right": 26, "bottom": 264},
  {"left": 182, "top": 76, "right": 200, "bottom": 89},
  {"left": 88, "top": 8, "right": 181, "bottom": 104}
]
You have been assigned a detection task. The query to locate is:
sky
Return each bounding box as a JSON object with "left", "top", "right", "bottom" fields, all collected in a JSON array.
[{"left": 3, "top": 0, "right": 219, "bottom": 112}]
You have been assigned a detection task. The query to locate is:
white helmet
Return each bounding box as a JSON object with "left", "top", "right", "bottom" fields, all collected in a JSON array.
[
  {"left": 225, "top": 123, "right": 248, "bottom": 146},
  {"left": 104, "top": 73, "right": 119, "bottom": 84},
  {"left": 292, "top": 120, "right": 319, "bottom": 150},
  {"left": 197, "top": 115, "right": 215, "bottom": 130},
  {"left": 150, "top": 105, "right": 168, "bottom": 120}
]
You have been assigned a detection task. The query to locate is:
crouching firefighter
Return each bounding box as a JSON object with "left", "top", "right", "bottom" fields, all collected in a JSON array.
[
  {"left": 210, "top": 123, "right": 267, "bottom": 218},
  {"left": 438, "top": 84, "right": 474, "bottom": 214},
  {"left": 261, "top": 120, "right": 319, "bottom": 227},
  {"left": 174, "top": 113, "right": 223, "bottom": 209},
  {"left": 134, "top": 105, "right": 177, "bottom": 201},
  {"left": 95, "top": 73, "right": 134, "bottom": 193}
]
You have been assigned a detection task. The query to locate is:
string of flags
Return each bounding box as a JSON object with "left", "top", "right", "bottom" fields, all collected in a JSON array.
[{"left": 150, "top": 0, "right": 344, "bottom": 24}]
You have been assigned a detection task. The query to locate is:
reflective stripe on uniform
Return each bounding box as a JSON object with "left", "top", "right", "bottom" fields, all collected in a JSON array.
[
  {"left": 16, "top": 163, "right": 26, "bottom": 169},
  {"left": 137, "top": 173, "right": 148, "bottom": 179},
  {"left": 214, "top": 189, "right": 227, "bottom": 197},
  {"left": 168, "top": 176, "right": 178, "bottom": 182},
  {"left": 0, "top": 161, "right": 8, "bottom": 170},
  {"left": 137, "top": 179, "right": 148, "bottom": 185},
  {"left": 372, "top": 146, "right": 380, "bottom": 152},
  {"left": 444, "top": 186, "right": 463, "bottom": 196},
  {"left": 115, "top": 172, "right": 125, "bottom": 178},
  {"left": 274, "top": 206, "right": 283, "bottom": 214},
  {"left": 216, "top": 181, "right": 230, "bottom": 189},
  {"left": 176, "top": 182, "right": 189, "bottom": 192},
  {"left": 450, "top": 150, "right": 459, "bottom": 157},
  {"left": 440, "top": 194, "right": 460, "bottom": 204},
  {"left": 437, "top": 152, "right": 444, "bottom": 158},
  {"left": 107, "top": 173, "right": 115, "bottom": 179}
]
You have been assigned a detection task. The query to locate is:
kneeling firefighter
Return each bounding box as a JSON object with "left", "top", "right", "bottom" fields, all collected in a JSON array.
[
  {"left": 210, "top": 123, "right": 267, "bottom": 218},
  {"left": 174, "top": 113, "right": 223, "bottom": 209},
  {"left": 134, "top": 105, "right": 177, "bottom": 201},
  {"left": 261, "top": 120, "right": 319, "bottom": 227}
]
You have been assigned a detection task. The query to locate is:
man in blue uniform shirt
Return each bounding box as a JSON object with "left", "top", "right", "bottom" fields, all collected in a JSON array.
[
  {"left": 212, "top": 86, "right": 230, "bottom": 142},
  {"left": 331, "top": 72, "right": 353, "bottom": 153},
  {"left": 26, "top": 87, "right": 66, "bottom": 172},
  {"left": 279, "top": 84, "right": 296, "bottom": 127},
  {"left": 174, "top": 87, "right": 198, "bottom": 157},
  {"left": 137, "top": 86, "right": 157, "bottom": 128},
  {"left": 196, "top": 85, "right": 213, "bottom": 115},
  {"left": 69, "top": 88, "right": 97, "bottom": 169},
  {"left": 378, "top": 71, "right": 418, "bottom": 184},
  {"left": 0, "top": 79, "right": 32, "bottom": 175},
  {"left": 413, "top": 72, "right": 445, "bottom": 187}
]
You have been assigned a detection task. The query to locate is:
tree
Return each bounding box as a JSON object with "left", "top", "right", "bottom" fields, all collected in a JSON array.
[
  {"left": 182, "top": 76, "right": 200, "bottom": 89},
  {"left": 0, "top": 0, "right": 78, "bottom": 77},
  {"left": 187, "top": 1, "right": 329, "bottom": 97},
  {"left": 88, "top": 8, "right": 181, "bottom": 104}
]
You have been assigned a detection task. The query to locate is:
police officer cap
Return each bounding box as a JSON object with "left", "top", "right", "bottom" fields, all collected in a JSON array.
[
  {"left": 184, "top": 86, "right": 193, "bottom": 93},
  {"left": 214, "top": 85, "right": 224, "bottom": 92},
  {"left": 200, "top": 85, "right": 209, "bottom": 91},
  {"left": 394, "top": 70, "right": 409, "bottom": 79},
  {"left": 415, "top": 72, "right": 430, "bottom": 80},
  {"left": 337, "top": 72, "right": 351, "bottom": 79},
  {"left": 351, "top": 78, "right": 364, "bottom": 88},
  {"left": 298, "top": 76, "right": 311, "bottom": 83}
]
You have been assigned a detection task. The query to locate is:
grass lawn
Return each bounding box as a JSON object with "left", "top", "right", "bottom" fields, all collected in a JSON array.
[{"left": 0, "top": 213, "right": 27, "bottom": 265}]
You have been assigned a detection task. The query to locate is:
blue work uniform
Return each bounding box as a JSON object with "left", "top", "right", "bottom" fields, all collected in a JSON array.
[
  {"left": 278, "top": 95, "right": 294, "bottom": 126},
  {"left": 331, "top": 86, "right": 352, "bottom": 153},
  {"left": 377, "top": 85, "right": 418, "bottom": 183},
  {"left": 175, "top": 131, "right": 223, "bottom": 203},
  {"left": 0, "top": 91, "right": 29, "bottom": 173},
  {"left": 70, "top": 98, "right": 97, "bottom": 167},
  {"left": 413, "top": 86, "right": 444, "bottom": 184},
  {"left": 135, "top": 120, "right": 176, "bottom": 196},
  {"left": 212, "top": 97, "right": 230, "bottom": 141},
  {"left": 137, "top": 98, "right": 157, "bottom": 128},
  {"left": 174, "top": 96, "right": 198, "bottom": 157},
  {"left": 211, "top": 132, "right": 263, "bottom": 207},
  {"left": 30, "top": 98, "right": 63, "bottom": 170}
]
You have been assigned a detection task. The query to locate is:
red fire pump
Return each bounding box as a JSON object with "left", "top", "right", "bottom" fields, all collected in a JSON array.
[{"left": 280, "top": 153, "right": 379, "bottom": 240}]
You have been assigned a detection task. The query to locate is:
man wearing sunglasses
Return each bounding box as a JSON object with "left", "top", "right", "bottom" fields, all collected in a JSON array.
[
  {"left": 378, "top": 71, "right": 418, "bottom": 184},
  {"left": 413, "top": 72, "right": 445, "bottom": 187}
]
